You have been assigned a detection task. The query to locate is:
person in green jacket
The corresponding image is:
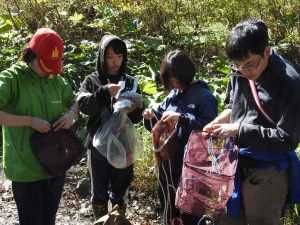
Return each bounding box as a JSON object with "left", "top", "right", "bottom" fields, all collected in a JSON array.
[{"left": 0, "top": 28, "right": 78, "bottom": 225}]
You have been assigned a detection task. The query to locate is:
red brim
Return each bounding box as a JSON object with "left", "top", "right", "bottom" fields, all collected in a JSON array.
[{"left": 39, "top": 58, "right": 62, "bottom": 75}]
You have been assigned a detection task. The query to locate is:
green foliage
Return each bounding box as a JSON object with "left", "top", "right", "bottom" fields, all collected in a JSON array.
[
  {"left": 0, "top": 14, "right": 14, "bottom": 32},
  {"left": 0, "top": 28, "right": 27, "bottom": 70},
  {"left": 1, "top": 1, "right": 300, "bottom": 223},
  {"left": 133, "top": 126, "right": 157, "bottom": 192},
  {"left": 63, "top": 40, "right": 98, "bottom": 90}
]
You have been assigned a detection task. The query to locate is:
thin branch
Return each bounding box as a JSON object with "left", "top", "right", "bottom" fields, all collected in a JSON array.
[{"left": 4, "top": 0, "right": 19, "bottom": 30}]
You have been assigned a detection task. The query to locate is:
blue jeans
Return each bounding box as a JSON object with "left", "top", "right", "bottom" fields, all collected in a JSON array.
[{"left": 12, "top": 175, "right": 65, "bottom": 225}]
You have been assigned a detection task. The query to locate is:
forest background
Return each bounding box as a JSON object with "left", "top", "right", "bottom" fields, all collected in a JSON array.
[{"left": 0, "top": 0, "right": 300, "bottom": 224}]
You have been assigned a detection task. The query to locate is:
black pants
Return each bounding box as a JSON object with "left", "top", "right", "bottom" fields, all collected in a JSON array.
[
  {"left": 158, "top": 161, "right": 181, "bottom": 224},
  {"left": 90, "top": 149, "right": 133, "bottom": 205},
  {"left": 12, "top": 175, "right": 65, "bottom": 225},
  {"left": 181, "top": 212, "right": 206, "bottom": 225}
]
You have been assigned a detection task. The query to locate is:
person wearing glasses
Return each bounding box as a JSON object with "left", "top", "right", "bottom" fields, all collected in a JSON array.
[{"left": 203, "top": 18, "right": 300, "bottom": 225}]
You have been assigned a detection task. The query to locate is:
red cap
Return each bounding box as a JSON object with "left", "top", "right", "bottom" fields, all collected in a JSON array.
[{"left": 29, "top": 28, "right": 63, "bottom": 75}]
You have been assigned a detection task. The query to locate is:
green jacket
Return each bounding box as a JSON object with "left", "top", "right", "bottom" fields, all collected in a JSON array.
[{"left": 0, "top": 62, "right": 75, "bottom": 182}]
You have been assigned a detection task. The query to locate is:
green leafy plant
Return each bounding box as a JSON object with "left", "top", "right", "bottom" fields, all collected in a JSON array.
[{"left": 1, "top": 1, "right": 300, "bottom": 223}]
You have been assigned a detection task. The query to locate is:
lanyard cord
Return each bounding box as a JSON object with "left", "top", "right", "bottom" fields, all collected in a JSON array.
[{"left": 248, "top": 80, "right": 276, "bottom": 125}]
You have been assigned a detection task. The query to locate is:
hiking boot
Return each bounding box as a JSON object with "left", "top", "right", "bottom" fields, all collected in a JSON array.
[{"left": 92, "top": 203, "right": 108, "bottom": 220}]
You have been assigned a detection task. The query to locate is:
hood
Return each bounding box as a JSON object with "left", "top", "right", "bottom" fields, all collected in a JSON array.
[{"left": 96, "top": 34, "right": 127, "bottom": 83}]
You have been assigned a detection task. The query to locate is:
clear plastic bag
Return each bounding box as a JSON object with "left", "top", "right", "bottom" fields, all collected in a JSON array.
[
  {"left": 113, "top": 99, "right": 134, "bottom": 112},
  {"left": 92, "top": 111, "right": 142, "bottom": 168}
]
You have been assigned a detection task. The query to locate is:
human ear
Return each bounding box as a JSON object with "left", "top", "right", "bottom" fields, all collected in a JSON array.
[{"left": 264, "top": 46, "right": 271, "bottom": 57}]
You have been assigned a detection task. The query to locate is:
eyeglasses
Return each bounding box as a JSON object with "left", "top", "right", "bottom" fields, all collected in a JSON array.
[{"left": 232, "top": 56, "right": 262, "bottom": 71}]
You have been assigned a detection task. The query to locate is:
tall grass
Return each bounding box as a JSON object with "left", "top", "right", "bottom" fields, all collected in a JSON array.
[{"left": 132, "top": 125, "right": 158, "bottom": 193}]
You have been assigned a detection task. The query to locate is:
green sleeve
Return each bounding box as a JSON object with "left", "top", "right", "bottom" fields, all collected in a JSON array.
[{"left": 0, "top": 70, "right": 14, "bottom": 110}]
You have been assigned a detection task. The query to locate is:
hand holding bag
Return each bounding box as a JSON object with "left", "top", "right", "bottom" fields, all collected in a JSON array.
[
  {"left": 30, "top": 127, "right": 86, "bottom": 176},
  {"left": 151, "top": 120, "right": 181, "bottom": 166}
]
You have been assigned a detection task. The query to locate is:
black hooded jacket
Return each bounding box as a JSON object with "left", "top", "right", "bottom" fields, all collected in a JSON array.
[{"left": 77, "top": 35, "right": 143, "bottom": 147}]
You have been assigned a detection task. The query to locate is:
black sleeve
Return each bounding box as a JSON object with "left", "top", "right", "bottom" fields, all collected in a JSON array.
[
  {"left": 238, "top": 79, "right": 300, "bottom": 152},
  {"left": 127, "top": 86, "right": 144, "bottom": 124},
  {"left": 77, "top": 76, "right": 111, "bottom": 117}
]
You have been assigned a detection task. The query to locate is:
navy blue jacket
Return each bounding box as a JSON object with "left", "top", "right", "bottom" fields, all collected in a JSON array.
[{"left": 145, "top": 80, "right": 218, "bottom": 169}]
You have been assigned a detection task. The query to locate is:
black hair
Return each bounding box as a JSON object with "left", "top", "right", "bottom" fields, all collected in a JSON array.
[
  {"left": 21, "top": 36, "right": 36, "bottom": 63},
  {"left": 160, "top": 50, "right": 196, "bottom": 92},
  {"left": 225, "top": 18, "right": 269, "bottom": 60},
  {"left": 21, "top": 46, "right": 36, "bottom": 63},
  {"left": 104, "top": 39, "right": 127, "bottom": 75},
  {"left": 107, "top": 39, "right": 127, "bottom": 56}
]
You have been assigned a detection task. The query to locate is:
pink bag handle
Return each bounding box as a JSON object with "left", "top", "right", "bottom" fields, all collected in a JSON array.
[{"left": 248, "top": 80, "right": 276, "bottom": 125}]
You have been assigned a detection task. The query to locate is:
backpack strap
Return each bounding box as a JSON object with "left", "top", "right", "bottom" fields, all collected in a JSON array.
[{"left": 248, "top": 80, "right": 276, "bottom": 125}]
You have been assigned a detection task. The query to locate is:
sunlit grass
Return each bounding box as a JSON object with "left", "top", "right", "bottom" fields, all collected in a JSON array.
[{"left": 132, "top": 125, "right": 158, "bottom": 193}]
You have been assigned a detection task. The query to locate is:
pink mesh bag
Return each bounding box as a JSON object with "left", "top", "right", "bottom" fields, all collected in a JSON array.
[{"left": 175, "top": 131, "right": 238, "bottom": 221}]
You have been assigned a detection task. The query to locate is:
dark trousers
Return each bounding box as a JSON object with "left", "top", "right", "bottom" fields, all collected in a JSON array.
[
  {"left": 12, "top": 175, "right": 65, "bottom": 225},
  {"left": 89, "top": 149, "right": 133, "bottom": 205},
  {"left": 181, "top": 212, "right": 206, "bottom": 225},
  {"left": 158, "top": 161, "right": 181, "bottom": 224}
]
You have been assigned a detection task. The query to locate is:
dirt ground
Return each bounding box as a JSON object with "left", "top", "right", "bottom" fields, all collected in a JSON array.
[{"left": 0, "top": 163, "right": 162, "bottom": 225}]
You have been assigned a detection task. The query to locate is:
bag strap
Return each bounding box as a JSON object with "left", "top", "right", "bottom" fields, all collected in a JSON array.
[{"left": 248, "top": 80, "right": 276, "bottom": 125}]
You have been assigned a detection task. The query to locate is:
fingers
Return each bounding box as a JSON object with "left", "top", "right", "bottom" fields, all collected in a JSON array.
[
  {"left": 211, "top": 124, "right": 230, "bottom": 139},
  {"left": 36, "top": 122, "right": 51, "bottom": 133},
  {"left": 202, "top": 131, "right": 211, "bottom": 140},
  {"left": 53, "top": 122, "right": 64, "bottom": 131},
  {"left": 160, "top": 113, "right": 167, "bottom": 121},
  {"left": 53, "top": 122, "right": 70, "bottom": 131},
  {"left": 108, "top": 84, "right": 121, "bottom": 97},
  {"left": 161, "top": 111, "right": 179, "bottom": 123},
  {"left": 161, "top": 114, "right": 171, "bottom": 123},
  {"left": 52, "top": 118, "right": 61, "bottom": 128},
  {"left": 39, "top": 124, "right": 51, "bottom": 133},
  {"left": 212, "top": 124, "right": 222, "bottom": 129},
  {"left": 142, "top": 108, "right": 153, "bottom": 120},
  {"left": 53, "top": 114, "right": 73, "bottom": 131},
  {"left": 30, "top": 117, "right": 51, "bottom": 133}
]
